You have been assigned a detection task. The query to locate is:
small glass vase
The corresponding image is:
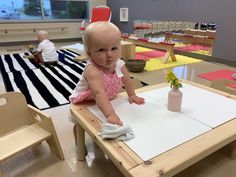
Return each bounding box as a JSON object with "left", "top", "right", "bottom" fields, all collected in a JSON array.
[{"left": 167, "top": 88, "right": 183, "bottom": 112}]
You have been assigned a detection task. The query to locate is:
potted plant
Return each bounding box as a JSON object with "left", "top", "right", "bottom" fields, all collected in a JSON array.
[{"left": 166, "top": 71, "right": 183, "bottom": 112}]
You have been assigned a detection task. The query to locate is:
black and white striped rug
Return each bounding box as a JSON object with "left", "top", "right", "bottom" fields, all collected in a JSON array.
[
  {"left": 0, "top": 49, "right": 86, "bottom": 109},
  {"left": 0, "top": 49, "right": 148, "bottom": 110}
]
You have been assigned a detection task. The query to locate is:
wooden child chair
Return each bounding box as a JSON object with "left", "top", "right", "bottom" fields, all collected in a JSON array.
[{"left": 0, "top": 92, "right": 64, "bottom": 177}]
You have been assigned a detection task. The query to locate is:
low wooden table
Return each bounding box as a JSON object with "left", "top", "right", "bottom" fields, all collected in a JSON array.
[
  {"left": 121, "top": 36, "right": 177, "bottom": 64},
  {"left": 70, "top": 80, "right": 236, "bottom": 177}
]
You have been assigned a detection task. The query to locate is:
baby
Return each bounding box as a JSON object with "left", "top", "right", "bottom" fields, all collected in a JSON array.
[
  {"left": 24, "top": 30, "right": 58, "bottom": 65},
  {"left": 69, "top": 21, "right": 145, "bottom": 141}
]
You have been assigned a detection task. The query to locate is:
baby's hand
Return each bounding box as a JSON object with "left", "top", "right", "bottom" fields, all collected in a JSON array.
[
  {"left": 129, "top": 95, "right": 145, "bottom": 105},
  {"left": 107, "top": 114, "right": 123, "bottom": 126}
]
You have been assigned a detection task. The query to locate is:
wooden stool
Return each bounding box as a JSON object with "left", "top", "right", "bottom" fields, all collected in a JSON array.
[{"left": 121, "top": 40, "right": 135, "bottom": 61}]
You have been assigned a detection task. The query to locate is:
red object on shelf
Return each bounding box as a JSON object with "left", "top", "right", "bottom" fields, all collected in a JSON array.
[
  {"left": 138, "top": 38, "right": 148, "bottom": 42},
  {"left": 165, "top": 32, "right": 172, "bottom": 35},
  {"left": 159, "top": 41, "right": 175, "bottom": 46},
  {"left": 207, "top": 36, "right": 215, "bottom": 40}
]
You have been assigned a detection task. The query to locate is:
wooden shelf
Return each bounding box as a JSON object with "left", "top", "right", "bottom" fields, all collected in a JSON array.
[{"left": 0, "top": 26, "right": 68, "bottom": 34}]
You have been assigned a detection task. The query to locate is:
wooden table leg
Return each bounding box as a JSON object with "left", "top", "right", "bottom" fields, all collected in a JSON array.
[
  {"left": 162, "top": 46, "right": 176, "bottom": 64},
  {"left": 162, "top": 51, "right": 171, "bottom": 64},
  {"left": 76, "top": 123, "right": 86, "bottom": 161},
  {"left": 0, "top": 167, "right": 2, "bottom": 177},
  {"left": 230, "top": 140, "right": 236, "bottom": 159},
  {"left": 170, "top": 49, "right": 177, "bottom": 62}
]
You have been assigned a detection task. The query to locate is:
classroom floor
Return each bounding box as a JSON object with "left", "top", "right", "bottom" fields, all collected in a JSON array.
[{"left": 1, "top": 43, "right": 236, "bottom": 177}]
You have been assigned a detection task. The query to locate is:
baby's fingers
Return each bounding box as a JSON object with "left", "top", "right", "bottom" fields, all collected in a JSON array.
[
  {"left": 135, "top": 97, "right": 145, "bottom": 104},
  {"left": 130, "top": 97, "right": 145, "bottom": 105}
]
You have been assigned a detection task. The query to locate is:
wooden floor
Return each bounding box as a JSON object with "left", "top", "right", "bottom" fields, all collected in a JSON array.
[{"left": 0, "top": 43, "right": 236, "bottom": 177}]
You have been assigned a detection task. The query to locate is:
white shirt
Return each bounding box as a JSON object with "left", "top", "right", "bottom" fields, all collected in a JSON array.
[{"left": 37, "top": 39, "right": 58, "bottom": 62}]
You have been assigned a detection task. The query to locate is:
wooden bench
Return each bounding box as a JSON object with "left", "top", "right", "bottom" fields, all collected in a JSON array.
[
  {"left": 121, "top": 35, "right": 177, "bottom": 64},
  {"left": 0, "top": 92, "right": 64, "bottom": 177},
  {"left": 165, "top": 32, "right": 215, "bottom": 55}
]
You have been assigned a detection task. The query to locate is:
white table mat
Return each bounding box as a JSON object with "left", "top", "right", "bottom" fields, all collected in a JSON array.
[
  {"left": 141, "top": 83, "right": 236, "bottom": 128},
  {"left": 88, "top": 83, "right": 236, "bottom": 161}
]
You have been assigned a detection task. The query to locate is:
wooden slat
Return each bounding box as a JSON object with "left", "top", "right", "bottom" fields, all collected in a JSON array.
[
  {"left": 0, "top": 124, "right": 51, "bottom": 162},
  {"left": 0, "top": 26, "right": 67, "bottom": 34}
]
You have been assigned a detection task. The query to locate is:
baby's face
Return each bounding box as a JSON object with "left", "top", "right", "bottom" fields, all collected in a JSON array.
[{"left": 87, "top": 28, "right": 121, "bottom": 71}]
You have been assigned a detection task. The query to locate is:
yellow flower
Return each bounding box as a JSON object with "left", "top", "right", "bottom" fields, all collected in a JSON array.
[{"left": 166, "top": 71, "right": 183, "bottom": 89}]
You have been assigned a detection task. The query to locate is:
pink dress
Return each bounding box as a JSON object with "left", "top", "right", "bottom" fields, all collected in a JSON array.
[{"left": 69, "top": 59, "right": 125, "bottom": 104}]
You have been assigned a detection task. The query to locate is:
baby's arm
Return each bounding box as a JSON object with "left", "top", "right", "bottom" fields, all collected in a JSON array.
[
  {"left": 121, "top": 66, "right": 145, "bottom": 104},
  {"left": 23, "top": 50, "right": 42, "bottom": 62},
  {"left": 85, "top": 65, "right": 123, "bottom": 125}
]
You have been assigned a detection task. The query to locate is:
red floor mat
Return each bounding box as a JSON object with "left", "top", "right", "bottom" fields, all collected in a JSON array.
[
  {"left": 198, "top": 69, "right": 236, "bottom": 80},
  {"left": 135, "top": 50, "right": 165, "bottom": 60},
  {"left": 198, "top": 69, "right": 236, "bottom": 88},
  {"left": 175, "top": 44, "right": 210, "bottom": 52}
]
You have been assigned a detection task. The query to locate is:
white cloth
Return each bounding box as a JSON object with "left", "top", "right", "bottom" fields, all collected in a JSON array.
[
  {"left": 37, "top": 39, "right": 58, "bottom": 62},
  {"left": 115, "top": 59, "right": 125, "bottom": 78},
  {"left": 99, "top": 123, "right": 135, "bottom": 141}
]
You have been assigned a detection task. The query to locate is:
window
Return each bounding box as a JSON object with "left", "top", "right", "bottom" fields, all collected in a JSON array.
[{"left": 0, "top": 0, "right": 89, "bottom": 21}]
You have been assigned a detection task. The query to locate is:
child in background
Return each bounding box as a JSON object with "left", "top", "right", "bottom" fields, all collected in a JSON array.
[
  {"left": 24, "top": 30, "right": 58, "bottom": 65},
  {"left": 69, "top": 21, "right": 145, "bottom": 142}
]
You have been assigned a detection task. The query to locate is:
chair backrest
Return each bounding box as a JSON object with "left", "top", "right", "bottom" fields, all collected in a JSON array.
[
  {"left": 90, "top": 5, "right": 111, "bottom": 23},
  {"left": 210, "top": 79, "right": 236, "bottom": 95},
  {"left": 0, "top": 92, "right": 34, "bottom": 136}
]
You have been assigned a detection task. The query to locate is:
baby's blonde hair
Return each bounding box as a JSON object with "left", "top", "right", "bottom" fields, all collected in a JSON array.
[
  {"left": 38, "top": 30, "right": 49, "bottom": 41},
  {"left": 83, "top": 21, "right": 120, "bottom": 53}
]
